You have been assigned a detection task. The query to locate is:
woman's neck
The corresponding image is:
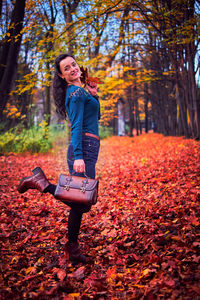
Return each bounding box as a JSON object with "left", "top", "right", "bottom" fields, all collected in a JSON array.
[{"left": 68, "top": 78, "right": 82, "bottom": 87}]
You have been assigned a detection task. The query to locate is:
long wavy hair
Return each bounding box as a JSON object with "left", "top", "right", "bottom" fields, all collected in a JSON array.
[{"left": 52, "top": 53, "right": 75, "bottom": 120}]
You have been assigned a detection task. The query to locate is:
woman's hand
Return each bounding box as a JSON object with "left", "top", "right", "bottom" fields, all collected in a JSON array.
[
  {"left": 86, "top": 81, "right": 97, "bottom": 96},
  {"left": 73, "top": 159, "right": 85, "bottom": 173}
]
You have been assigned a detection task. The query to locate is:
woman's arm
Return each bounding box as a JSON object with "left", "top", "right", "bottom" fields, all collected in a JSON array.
[{"left": 68, "top": 88, "right": 86, "bottom": 173}]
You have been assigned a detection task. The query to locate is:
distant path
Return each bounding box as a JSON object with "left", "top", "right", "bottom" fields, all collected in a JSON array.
[{"left": 0, "top": 133, "right": 200, "bottom": 299}]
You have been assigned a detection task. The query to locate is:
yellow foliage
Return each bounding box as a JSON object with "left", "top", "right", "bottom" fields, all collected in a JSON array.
[
  {"left": 3, "top": 103, "right": 22, "bottom": 119},
  {"left": 15, "top": 112, "right": 21, "bottom": 118},
  {"left": 39, "top": 120, "right": 48, "bottom": 128},
  {"left": 13, "top": 72, "right": 37, "bottom": 96}
]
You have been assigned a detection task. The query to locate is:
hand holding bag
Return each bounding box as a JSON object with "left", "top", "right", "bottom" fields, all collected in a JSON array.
[{"left": 54, "top": 173, "right": 99, "bottom": 205}]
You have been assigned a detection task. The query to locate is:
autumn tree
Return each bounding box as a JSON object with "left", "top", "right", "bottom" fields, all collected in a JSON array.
[
  {"left": 1, "top": 0, "right": 199, "bottom": 140},
  {"left": 135, "top": 0, "right": 200, "bottom": 138},
  {"left": 0, "top": 0, "right": 26, "bottom": 124},
  {"left": 61, "top": 0, "right": 81, "bottom": 55}
]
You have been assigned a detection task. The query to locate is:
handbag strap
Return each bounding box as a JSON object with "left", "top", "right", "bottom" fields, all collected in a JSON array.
[
  {"left": 65, "top": 171, "right": 89, "bottom": 193},
  {"left": 71, "top": 170, "right": 89, "bottom": 180}
]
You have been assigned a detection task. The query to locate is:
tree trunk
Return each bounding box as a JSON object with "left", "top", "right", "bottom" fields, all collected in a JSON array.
[
  {"left": 176, "top": 81, "right": 190, "bottom": 138},
  {"left": 135, "top": 98, "right": 139, "bottom": 136},
  {"left": 44, "top": 84, "right": 51, "bottom": 126},
  {"left": 188, "top": 45, "right": 200, "bottom": 139},
  {"left": 62, "top": 0, "right": 80, "bottom": 55},
  {"left": 0, "top": 0, "right": 26, "bottom": 121},
  {"left": 144, "top": 83, "right": 149, "bottom": 133},
  {"left": 0, "top": 0, "right": 2, "bottom": 21},
  {"left": 129, "top": 108, "right": 134, "bottom": 137},
  {"left": 128, "top": 87, "right": 135, "bottom": 137},
  {"left": 43, "top": 59, "right": 51, "bottom": 127}
]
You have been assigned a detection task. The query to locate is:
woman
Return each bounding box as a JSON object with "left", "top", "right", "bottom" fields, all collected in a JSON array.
[{"left": 17, "top": 54, "right": 101, "bottom": 264}]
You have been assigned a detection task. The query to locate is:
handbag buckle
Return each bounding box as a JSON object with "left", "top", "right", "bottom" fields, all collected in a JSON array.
[
  {"left": 81, "top": 179, "right": 88, "bottom": 193},
  {"left": 81, "top": 186, "right": 86, "bottom": 193},
  {"left": 65, "top": 184, "right": 70, "bottom": 191},
  {"left": 65, "top": 177, "right": 72, "bottom": 190}
]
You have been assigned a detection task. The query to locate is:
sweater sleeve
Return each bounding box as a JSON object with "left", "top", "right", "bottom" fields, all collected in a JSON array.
[{"left": 68, "top": 88, "right": 86, "bottom": 159}]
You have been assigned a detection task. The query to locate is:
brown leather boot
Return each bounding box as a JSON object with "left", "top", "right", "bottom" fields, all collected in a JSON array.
[
  {"left": 17, "top": 167, "right": 50, "bottom": 194},
  {"left": 65, "top": 242, "right": 88, "bottom": 264}
]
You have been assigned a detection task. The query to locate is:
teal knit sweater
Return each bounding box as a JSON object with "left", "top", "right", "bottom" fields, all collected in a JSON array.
[{"left": 65, "top": 85, "right": 101, "bottom": 160}]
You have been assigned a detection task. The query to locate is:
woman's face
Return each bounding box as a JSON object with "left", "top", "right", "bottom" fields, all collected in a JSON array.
[{"left": 59, "top": 56, "right": 81, "bottom": 84}]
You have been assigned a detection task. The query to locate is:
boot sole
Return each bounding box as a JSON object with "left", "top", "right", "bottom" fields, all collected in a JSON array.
[{"left": 32, "top": 167, "right": 43, "bottom": 175}]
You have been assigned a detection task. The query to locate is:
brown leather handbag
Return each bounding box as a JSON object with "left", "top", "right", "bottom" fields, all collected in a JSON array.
[{"left": 54, "top": 174, "right": 99, "bottom": 205}]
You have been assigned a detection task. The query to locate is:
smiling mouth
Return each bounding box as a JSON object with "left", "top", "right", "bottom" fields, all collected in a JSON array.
[{"left": 71, "top": 71, "right": 79, "bottom": 76}]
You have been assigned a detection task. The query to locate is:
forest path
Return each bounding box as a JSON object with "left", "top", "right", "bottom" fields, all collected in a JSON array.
[{"left": 0, "top": 133, "right": 200, "bottom": 299}]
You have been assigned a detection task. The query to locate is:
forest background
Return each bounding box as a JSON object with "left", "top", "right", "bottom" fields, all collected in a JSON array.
[
  {"left": 0, "top": 1, "right": 200, "bottom": 299},
  {"left": 0, "top": 0, "right": 200, "bottom": 154}
]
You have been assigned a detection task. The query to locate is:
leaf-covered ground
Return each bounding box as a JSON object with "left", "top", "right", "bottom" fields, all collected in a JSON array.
[{"left": 0, "top": 133, "right": 200, "bottom": 299}]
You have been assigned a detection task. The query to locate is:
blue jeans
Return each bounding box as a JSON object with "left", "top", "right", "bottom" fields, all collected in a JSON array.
[
  {"left": 67, "top": 135, "right": 100, "bottom": 179},
  {"left": 66, "top": 135, "right": 100, "bottom": 242}
]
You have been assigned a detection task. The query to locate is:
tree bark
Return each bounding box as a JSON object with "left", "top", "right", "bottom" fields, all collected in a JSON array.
[
  {"left": 62, "top": 0, "right": 80, "bottom": 55},
  {"left": 127, "top": 86, "right": 135, "bottom": 137},
  {"left": 144, "top": 83, "right": 149, "bottom": 133},
  {"left": 0, "top": 0, "right": 2, "bottom": 20},
  {"left": 0, "top": 0, "right": 26, "bottom": 121}
]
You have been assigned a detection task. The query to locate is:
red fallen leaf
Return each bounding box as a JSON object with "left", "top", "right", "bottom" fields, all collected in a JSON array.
[
  {"left": 191, "top": 285, "right": 200, "bottom": 295},
  {"left": 191, "top": 217, "right": 199, "bottom": 226},
  {"left": 80, "top": 66, "right": 103, "bottom": 85},
  {"left": 46, "top": 286, "right": 58, "bottom": 296},
  {"left": 132, "top": 254, "right": 139, "bottom": 261},
  {"left": 124, "top": 241, "right": 136, "bottom": 247},
  {"left": 161, "top": 262, "right": 169, "bottom": 269},
  {"left": 149, "top": 253, "right": 159, "bottom": 263},
  {"left": 68, "top": 266, "right": 85, "bottom": 281},
  {"left": 31, "top": 232, "right": 39, "bottom": 239},
  {"left": 57, "top": 269, "right": 66, "bottom": 281},
  {"left": 192, "top": 255, "right": 200, "bottom": 263},
  {"left": 165, "top": 278, "right": 175, "bottom": 287},
  {"left": 84, "top": 273, "right": 107, "bottom": 289},
  {"left": 58, "top": 256, "right": 67, "bottom": 268},
  {"left": 22, "top": 272, "right": 42, "bottom": 281},
  {"left": 106, "top": 266, "right": 117, "bottom": 279},
  {"left": 193, "top": 242, "right": 200, "bottom": 247},
  {"left": 108, "top": 228, "right": 117, "bottom": 238},
  {"left": 22, "top": 234, "right": 32, "bottom": 244},
  {"left": 101, "top": 228, "right": 110, "bottom": 236},
  {"left": 151, "top": 242, "right": 159, "bottom": 251},
  {"left": 87, "top": 76, "right": 103, "bottom": 84},
  {"left": 36, "top": 205, "right": 50, "bottom": 216}
]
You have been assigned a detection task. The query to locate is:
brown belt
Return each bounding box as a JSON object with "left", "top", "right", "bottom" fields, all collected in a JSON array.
[{"left": 83, "top": 132, "right": 100, "bottom": 141}]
